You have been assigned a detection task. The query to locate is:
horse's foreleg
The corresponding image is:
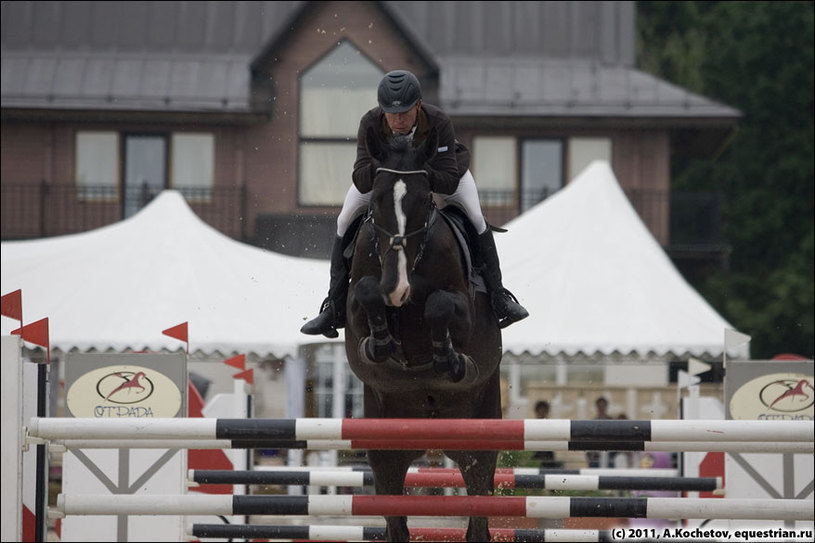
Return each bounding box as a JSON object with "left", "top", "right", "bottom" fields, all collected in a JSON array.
[
  {"left": 424, "top": 291, "right": 470, "bottom": 381},
  {"left": 355, "top": 276, "right": 396, "bottom": 362},
  {"left": 448, "top": 450, "right": 499, "bottom": 543},
  {"left": 367, "top": 449, "right": 415, "bottom": 542}
]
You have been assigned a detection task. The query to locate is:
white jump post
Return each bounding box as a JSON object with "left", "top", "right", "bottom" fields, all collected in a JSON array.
[{"left": 1, "top": 335, "right": 47, "bottom": 543}]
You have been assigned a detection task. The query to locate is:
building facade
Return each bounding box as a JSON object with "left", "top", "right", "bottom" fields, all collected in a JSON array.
[{"left": 1, "top": 1, "right": 739, "bottom": 265}]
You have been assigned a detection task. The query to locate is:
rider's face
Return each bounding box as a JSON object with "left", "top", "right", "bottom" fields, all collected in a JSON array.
[{"left": 384, "top": 100, "right": 421, "bottom": 135}]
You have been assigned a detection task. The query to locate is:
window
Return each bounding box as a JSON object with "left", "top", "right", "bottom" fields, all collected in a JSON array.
[
  {"left": 568, "top": 137, "right": 611, "bottom": 181},
  {"left": 473, "top": 136, "right": 564, "bottom": 212},
  {"left": 124, "top": 135, "right": 167, "bottom": 218},
  {"left": 521, "top": 140, "right": 563, "bottom": 211},
  {"left": 75, "top": 130, "right": 215, "bottom": 214},
  {"left": 172, "top": 133, "right": 215, "bottom": 202},
  {"left": 298, "top": 41, "right": 382, "bottom": 206},
  {"left": 76, "top": 131, "right": 119, "bottom": 200},
  {"left": 473, "top": 136, "right": 517, "bottom": 207},
  {"left": 470, "top": 135, "right": 610, "bottom": 215}
]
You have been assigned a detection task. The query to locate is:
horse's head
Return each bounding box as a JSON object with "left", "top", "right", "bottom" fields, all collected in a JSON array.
[{"left": 366, "top": 127, "right": 438, "bottom": 307}]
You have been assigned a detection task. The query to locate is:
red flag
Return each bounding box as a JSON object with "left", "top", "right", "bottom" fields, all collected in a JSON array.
[
  {"left": 1, "top": 289, "right": 23, "bottom": 321},
  {"left": 232, "top": 368, "right": 254, "bottom": 386},
  {"left": 162, "top": 322, "right": 188, "bottom": 342},
  {"left": 224, "top": 354, "right": 245, "bottom": 370},
  {"left": 699, "top": 452, "right": 725, "bottom": 499},
  {"left": 11, "top": 317, "right": 49, "bottom": 349},
  {"left": 12, "top": 317, "right": 50, "bottom": 363}
]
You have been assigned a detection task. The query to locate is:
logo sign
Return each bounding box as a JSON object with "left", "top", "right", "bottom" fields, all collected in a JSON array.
[
  {"left": 66, "top": 364, "right": 182, "bottom": 418},
  {"left": 729, "top": 372, "right": 814, "bottom": 420}
]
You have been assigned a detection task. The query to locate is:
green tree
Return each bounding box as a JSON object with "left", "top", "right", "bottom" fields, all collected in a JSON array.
[{"left": 637, "top": 1, "right": 814, "bottom": 358}]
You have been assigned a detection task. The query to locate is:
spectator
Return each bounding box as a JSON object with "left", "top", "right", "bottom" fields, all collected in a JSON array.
[{"left": 594, "top": 396, "right": 612, "bottom": 419}]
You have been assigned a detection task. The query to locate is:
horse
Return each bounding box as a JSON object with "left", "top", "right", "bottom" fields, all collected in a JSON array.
[{"left": 344, "top": 128, "right": 503, "bottom": 542}]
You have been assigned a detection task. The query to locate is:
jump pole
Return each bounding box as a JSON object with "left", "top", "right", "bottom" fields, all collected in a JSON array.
[
  {"left": 190, "top": 524, "right": 615, "bottom": 542},
  {"left": 54, "top": 494, "right": 814, "bottom": 521},
  {"left": 45, "top": 438, "right": 814, "bottom": 454},
  {"left": 253, "top": 465, "right": 683, "bottom": 477},
  {"left": 189, "top": 469, "right": 723, "bottom": 492},
  {"left": 27, "top": 417, "right": 814, "bottom": 443}
]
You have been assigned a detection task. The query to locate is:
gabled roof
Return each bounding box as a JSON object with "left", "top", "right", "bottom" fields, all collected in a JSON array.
[
  {"left": 1, "top": 51, "right": 251, "bottom": 113},
  {"left": 249, "top": 1, "right": 439, "bottom": 77},
  {"left": 1, "top": 0, "right": 299, "bottom": 115},
  {"left": 439, "top": 57, "right": 741, "bottom": 120},
  {"left": 0, "top": 1, "right": 739, "bottom": 127}
]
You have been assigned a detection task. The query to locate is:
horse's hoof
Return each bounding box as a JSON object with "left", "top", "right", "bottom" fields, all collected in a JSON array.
[
  {"left": 359, "top": 337, "right": 379, "bottom": 363},
  {"left": 450, "top": 354, "right": 478, "bottom": 384},
  {"left": 358, "top": 337, "right": 392, "bottom": 364},
  {"left": 450, "top": 354, "right": 465, "bottom": 382}
]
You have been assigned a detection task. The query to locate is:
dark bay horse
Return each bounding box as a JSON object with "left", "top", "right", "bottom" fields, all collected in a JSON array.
[{"left": 345, "top": 129, "right": 503, "bottom": 542}]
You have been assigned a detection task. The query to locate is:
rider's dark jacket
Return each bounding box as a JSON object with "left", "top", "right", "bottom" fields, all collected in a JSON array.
[{"left": 352, "top": 102, "right": 471, "bottom": 195}]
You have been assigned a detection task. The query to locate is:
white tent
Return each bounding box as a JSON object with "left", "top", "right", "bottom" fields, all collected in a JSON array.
[
  {"left": 2, "top": 168, "right": 748, "bottom": 361},
  {"left": 497, "top": 160, "right": 748, "bottom": 359},
  {"left": 1, "top": 191, "right": 336, "bottom": 358}
]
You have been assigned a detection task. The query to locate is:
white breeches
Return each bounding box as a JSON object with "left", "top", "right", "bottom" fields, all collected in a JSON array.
[{"left": 336, "top": 169, "right": 487, "bottom": 236}]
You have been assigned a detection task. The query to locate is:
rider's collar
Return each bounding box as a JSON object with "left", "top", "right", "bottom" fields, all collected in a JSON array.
[{"left": 404, "top": 125, "right": 417, "bottom": 143}]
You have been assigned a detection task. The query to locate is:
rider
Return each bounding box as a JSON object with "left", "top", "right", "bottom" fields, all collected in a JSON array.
[{"left": 300, "top": 69, "right": 529, "bottom": 338}]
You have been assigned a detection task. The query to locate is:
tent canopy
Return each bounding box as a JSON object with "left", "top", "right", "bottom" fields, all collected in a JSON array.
[
  {"left": 2, "top": 165, "right": 748, "bottom": 360},
  {"left": 497, "top": 160, "right": 747, "bottom": 359},
  {"left": 1, "top": 191, "right": 334, "bottom": 358}
]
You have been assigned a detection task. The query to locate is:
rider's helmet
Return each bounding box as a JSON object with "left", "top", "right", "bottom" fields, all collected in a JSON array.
[{"left": 377, "top": 70, "right": 422, "bottom": 113}]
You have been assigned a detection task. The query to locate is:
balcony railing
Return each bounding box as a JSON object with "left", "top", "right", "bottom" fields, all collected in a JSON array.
[
  {"left": 1, "top": 183, "right": 727, "bottom": 255},
  {"left": 478, "top": 188, "right": 727, "bottom": 253},
  {"left": 1, "top": 182, "right": 247, "bottom": 241}
]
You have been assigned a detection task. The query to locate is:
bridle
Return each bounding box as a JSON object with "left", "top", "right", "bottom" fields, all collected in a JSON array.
[{"left": 367, "top": 167, "right": 437, "bottom": 271}]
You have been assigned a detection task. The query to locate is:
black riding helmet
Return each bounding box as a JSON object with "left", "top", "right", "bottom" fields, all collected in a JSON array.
[{"left": 377, "top": 70, "right": 422, "bottom": 113}]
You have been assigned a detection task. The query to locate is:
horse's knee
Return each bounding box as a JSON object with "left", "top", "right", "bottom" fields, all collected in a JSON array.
[{"left": 355, "top": 275, "right": 383, "bottom": 308}]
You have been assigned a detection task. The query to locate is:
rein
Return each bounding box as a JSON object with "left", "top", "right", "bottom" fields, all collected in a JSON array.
[
  {"left": 368, "top": 167, "right": 436, "bottom": 271},
  {"left": 375, "top": 167, "right": 429, "bottom": 176}
]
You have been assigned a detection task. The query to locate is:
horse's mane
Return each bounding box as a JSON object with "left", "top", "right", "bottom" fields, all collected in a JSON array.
[
  {"left": 388, "top": 134, "right": 418, "bottom": 170},
  {"left": 390, "top": 133, "right": 411, "bottom": 153}
]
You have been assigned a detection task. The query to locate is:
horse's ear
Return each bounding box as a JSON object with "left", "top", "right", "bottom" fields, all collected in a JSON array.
[{"left": 365, "top": 127, "right": 388, "bottom": 163}]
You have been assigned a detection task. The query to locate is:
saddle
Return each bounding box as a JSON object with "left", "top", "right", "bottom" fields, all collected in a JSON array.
[{"left": 438, "top": 205, "right": 487, "bottom": 298}]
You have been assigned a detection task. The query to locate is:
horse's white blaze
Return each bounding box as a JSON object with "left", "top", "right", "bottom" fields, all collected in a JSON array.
[{"left": 389, "top": 179, "right": 411, "bottom": 306}]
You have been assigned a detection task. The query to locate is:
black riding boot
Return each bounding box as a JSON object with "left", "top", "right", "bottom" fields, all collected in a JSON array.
[
  {"left": 477, "top": 229, "right": 529, "bottom": 329},
  {"left": 300, "top": 236, "right": 349, "bottom": 338}
]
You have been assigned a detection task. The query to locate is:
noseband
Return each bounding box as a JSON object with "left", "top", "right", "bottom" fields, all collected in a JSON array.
[{"left": 368, "top": 167, "right": 437, "bottom": 270}]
